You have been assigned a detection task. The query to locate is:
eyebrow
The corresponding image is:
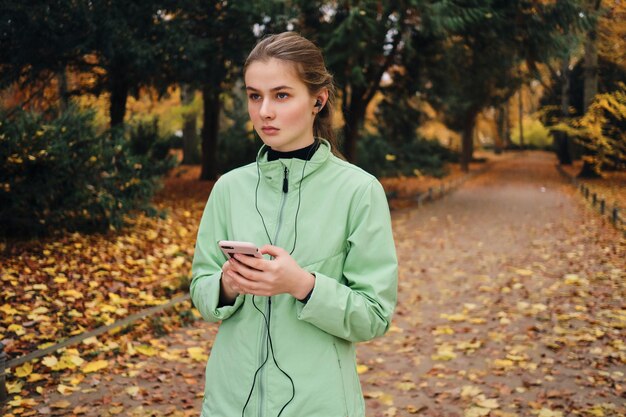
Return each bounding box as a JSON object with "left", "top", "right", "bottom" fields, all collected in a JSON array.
[{"left": 246, "top": 85, "right": 294, "bottom": 92}]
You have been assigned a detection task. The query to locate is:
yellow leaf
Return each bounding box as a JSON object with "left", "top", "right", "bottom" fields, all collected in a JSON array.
[
  {"left": 7, "top": 380, "right": 24, "bottom": 394},
  {"left": 461, "top": 385, "right": 482, "bottom": 399},
  {"left": 57, "top": 384, "right": 79, "bottom": 395},
  {"left": 475, "top": 397, "right": 499, "bottom": 409},
  {"left": 136, "top": 345, "right": 158, "bottom": 357},
  {"left": 187, "top": 347, "right": 208, "bottom": 362},
  {"left": 82, "top": 359, "right": 109, "bottom": 374},
  {"left": 8, "top": 323, "right": 25, "bottom": 336},
  {"left": 432, "top": 345, "right": 457, "bottom": 361},
  {"left": 54, "top": 276, "right": 68, "bottom": 284},
  {"left": 69, "top": 374, "right": 85, "bottom": 386},
  {"left": 440, "top": 313, "right": 467, "bottom": 322},
  {"left": 60, "top": 289, "right": 83, "bottom": 299},
  {"left": 172, "top": 256, "right": 186, "bottom": 268},
  {"left": 406, "top": 405, "right": 427, "bottom": 414},
  {"left": 126, "top": 342, "right": 137, "bottom": 356},
  {"left": 432, "top": 325, "right": 455, "bottom": 335},
  {"left": 42, "top": 355, "right": 59, "bottom": 368},
  {"left": 164, "top": 244, "right": 181, "bottom": 256},
  {"left": 51, "top": 400, "right": 72, "bottom": 409},
  {"left": 109, "top": 406, "right": 125, "bottom": 415},
  {"left": 0, "top": 304, "right": 19, "bottom": 315},
  {"left": 465, "top": 407, "right": 491, "bottom": 417},
  {"left": 379, "top": 393, "right": 394, "bottom": 406},
  {"left": 515, "top": 269, "right": 533, "bottom": 276},
  {"left": 395, "top": 382, "right": 416, "bottom": 391},
  {"left": 536, "top": 409, "right": 563, "bottom": 417},
  {"left": 492, "top": 359, "right": 515, "bottom": 369},
  {"left": 28, "top": 373, "right": 45, "bottom": 382},
  {"left": 357, "top": 364, "right": 369, "bottom": 374},
  {"left": 126, "top": 386, "right": 140, "bottom": 396},
  {"left": 82, "top": 336, "right": 100, "bottom": 345},
  {"left": 8, "top": 395, "right": 37, "bottom": 407},
  {"left": 15, "top": 362, "right": 33, "bottom": 377}
]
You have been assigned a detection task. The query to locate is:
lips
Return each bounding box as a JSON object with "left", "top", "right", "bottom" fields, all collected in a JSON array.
[{"left": 261, "top": 126, "right": 280, "bottom": 135}]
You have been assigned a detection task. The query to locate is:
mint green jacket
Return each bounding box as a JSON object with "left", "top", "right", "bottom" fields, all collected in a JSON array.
[{"left": 190, "top": 140, "right": 398, "bottom": 417}]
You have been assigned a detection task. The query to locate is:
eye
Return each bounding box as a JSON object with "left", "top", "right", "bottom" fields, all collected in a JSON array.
[
  {"left": 276, "top": 92, "right": 289, "bottom": 100},
  {"left": 248, "top": 93, "right": 261, "bottom": 101}
]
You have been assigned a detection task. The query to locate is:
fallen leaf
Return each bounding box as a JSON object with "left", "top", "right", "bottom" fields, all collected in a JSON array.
[{"left": 81, "top": 359, "right": 109, "bottom": 374}]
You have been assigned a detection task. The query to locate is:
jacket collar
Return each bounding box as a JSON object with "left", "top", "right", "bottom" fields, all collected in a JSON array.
[{"left": 256, "top": 138, "right": 332, "bottom": 191}]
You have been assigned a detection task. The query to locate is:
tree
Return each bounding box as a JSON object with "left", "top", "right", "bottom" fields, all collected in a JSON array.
[
  {"left": 416, "top": 0, "right": 588, "bottom": 171},
  {"left": 554, "top": 83, "right": 626, "bottom": 174},
  {"left": 166, "top": 0, "right": 264, "bottom": 180},
  {"left": 540, "top": 0, "right": 625, "bottom": 175},
  {"left": 1, "top": 0, "right": 178, "bottom": 127},
  {"left": 290, "top": 0, "right": 418, "bottom": 162}
]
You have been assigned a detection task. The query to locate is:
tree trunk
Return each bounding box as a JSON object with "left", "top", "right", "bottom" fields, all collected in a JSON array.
[
  {"left": 341, "top": 96, "right": 366, "bottom": 163},
  {"left": 495, "top": 106, "right": 507, "bottom": 154},
  {"left": 57, "top": 68, "right": 69, "bottom": 113},
  {"left": 502, "top": 103, "right": 511, "bottom": 148},
  {"left": 583, "top": 26, "right": 599, "bottom": 110},
  {"left": 579, "top": 1, "right": 601, "bottom": 178},
  {"left": 555, "top": 56, "right": 573, "bottom": 165},
  {"left": 109, "top": 72, "right": 129, "bottom": 128},
  {"left": 181, "top": 84, "right": 200, "bottom": 165},
  {"left": 518, "top": 87, "right": 525, "bottom": 148},
  {"left": 200, "top": 86, "right": 220, "bottom": 181},
  {"left": 461, "top": 110, "right": 477, "bottom": 172}
]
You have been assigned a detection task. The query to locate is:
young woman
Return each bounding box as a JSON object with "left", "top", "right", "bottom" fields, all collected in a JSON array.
[{"left": 190, "top": 32, "right": 398, "bottom": 417}]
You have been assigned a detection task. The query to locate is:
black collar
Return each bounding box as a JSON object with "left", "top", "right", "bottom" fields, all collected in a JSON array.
[{"left": 267, "top": 139, "right": 319, "bottom": 162}]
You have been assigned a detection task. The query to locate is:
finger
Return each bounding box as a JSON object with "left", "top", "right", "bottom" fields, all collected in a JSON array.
[
  {"left": 259, "top": 244, "right": 285, "bottom": 258},
  {"left": 233, "top": 253, "right": 265, "bottom": 272}
]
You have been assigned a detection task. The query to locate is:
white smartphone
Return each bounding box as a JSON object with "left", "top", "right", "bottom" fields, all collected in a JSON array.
[{"left": 218, "top": 240, "right": 262, "bottom": 259}]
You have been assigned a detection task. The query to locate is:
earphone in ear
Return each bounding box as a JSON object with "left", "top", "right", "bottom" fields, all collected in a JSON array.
[{"left": 314, "top": 99, "right": 322, "bottom": 108}]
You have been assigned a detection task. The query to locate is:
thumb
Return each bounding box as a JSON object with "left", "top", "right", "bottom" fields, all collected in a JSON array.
[{"left": 259, "top": 244, "right": 285, "bottom": 258}]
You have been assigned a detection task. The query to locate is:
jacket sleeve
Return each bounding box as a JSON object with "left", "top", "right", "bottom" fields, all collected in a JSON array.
[
  {"left": 296, "top": 179, "right": 398, "bottom": 342},
  {"left": 190, "top": 179, "right": 245, "bottom": 322}
]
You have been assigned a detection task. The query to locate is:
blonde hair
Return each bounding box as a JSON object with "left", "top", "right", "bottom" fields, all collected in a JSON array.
[{"left": 244, "top": 32, "right": 341, "bottom": 155}]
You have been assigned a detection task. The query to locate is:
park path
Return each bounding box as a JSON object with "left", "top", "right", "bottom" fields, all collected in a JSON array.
[{"left": 45, "top": 151, "right": 625, "bottom": 417}]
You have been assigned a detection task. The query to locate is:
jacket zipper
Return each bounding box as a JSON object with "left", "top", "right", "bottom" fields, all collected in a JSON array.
[{"left": 258, "top": 165, "right": 289, "bottom": 417}]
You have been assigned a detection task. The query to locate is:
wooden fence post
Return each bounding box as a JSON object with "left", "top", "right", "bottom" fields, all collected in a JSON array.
[{"left": 0, "top": 342, "right": 7, "bottom": 403}]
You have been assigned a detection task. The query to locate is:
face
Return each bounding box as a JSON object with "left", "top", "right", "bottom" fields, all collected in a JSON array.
[{"left": 245, "top": 58, "right": 326, "bottom": 152}]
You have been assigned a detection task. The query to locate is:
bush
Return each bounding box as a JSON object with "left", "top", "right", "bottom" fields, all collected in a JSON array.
[
  {"left": 0, "top": 107, "right": 177, "bottom": 238},
  {"left": 510, "top": 117, "right": 553, "bottom": 150},
  {"left": 217, "top": 92, "right": 262, "bottom": 174},
  {"left": 552, "top": 83, "right": 626, "bottom": 174},
  {"left": 356, "top": 133, "right": 458, "bottom": 178}
]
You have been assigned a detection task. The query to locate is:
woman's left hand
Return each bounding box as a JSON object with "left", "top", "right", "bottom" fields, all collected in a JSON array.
[{"left": 228, "top": 244, "right": 315, "bottom": 299}]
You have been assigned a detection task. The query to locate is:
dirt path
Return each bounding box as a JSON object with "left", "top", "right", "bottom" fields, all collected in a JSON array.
[{"left": 43, "top": 151, "right": 625, "bottom": 417}]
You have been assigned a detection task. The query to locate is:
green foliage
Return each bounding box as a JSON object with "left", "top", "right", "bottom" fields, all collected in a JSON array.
[
  {"left": 553, "top": 84, "right": 626, "bottom": 174},
  {"left": 510, "top": 118, "right": 554, "bottom": 150},
  {"left": 356, "top": 132, "right": 458, "bottom": 178},
  {"left": 0, "top": 107, "right": 177, "bottom": 238},
  {"left": 217, "top": 93, "right": 261, "bottom": 174},
  {"left": 128, "top": 118, "right": 177, "bottom": 163}
]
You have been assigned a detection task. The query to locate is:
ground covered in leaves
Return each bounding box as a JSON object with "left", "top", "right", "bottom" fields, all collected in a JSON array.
[{"left": 2, "top": 151, "right": 624, "bottom": 417}]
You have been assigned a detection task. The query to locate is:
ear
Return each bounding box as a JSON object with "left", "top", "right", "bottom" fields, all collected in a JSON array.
[{"left": 313, "top": 89, "right": 329, "bottom": 111}]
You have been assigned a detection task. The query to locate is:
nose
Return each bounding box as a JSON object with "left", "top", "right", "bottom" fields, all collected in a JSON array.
[{"left": 259, "top": 99, "right": 275, "bottom": 120}]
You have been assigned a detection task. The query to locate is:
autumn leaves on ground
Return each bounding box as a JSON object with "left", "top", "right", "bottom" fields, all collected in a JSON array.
[{"left": 2, "top": 151, "right": 625, "bottom": 417}]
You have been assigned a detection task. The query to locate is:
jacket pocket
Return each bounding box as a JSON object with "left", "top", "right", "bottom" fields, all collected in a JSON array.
[{"left": 332, "top": 341, "right": 350, "bottom": 417}]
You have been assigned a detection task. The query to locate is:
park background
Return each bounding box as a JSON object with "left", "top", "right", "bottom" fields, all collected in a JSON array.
[{"left": 0, "top": 1, "right": 624, "bottom": 416}]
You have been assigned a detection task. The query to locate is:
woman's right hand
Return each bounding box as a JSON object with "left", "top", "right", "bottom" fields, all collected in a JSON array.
[{"left": 219, "top": 259, "right": 241, "bottom": 305}]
